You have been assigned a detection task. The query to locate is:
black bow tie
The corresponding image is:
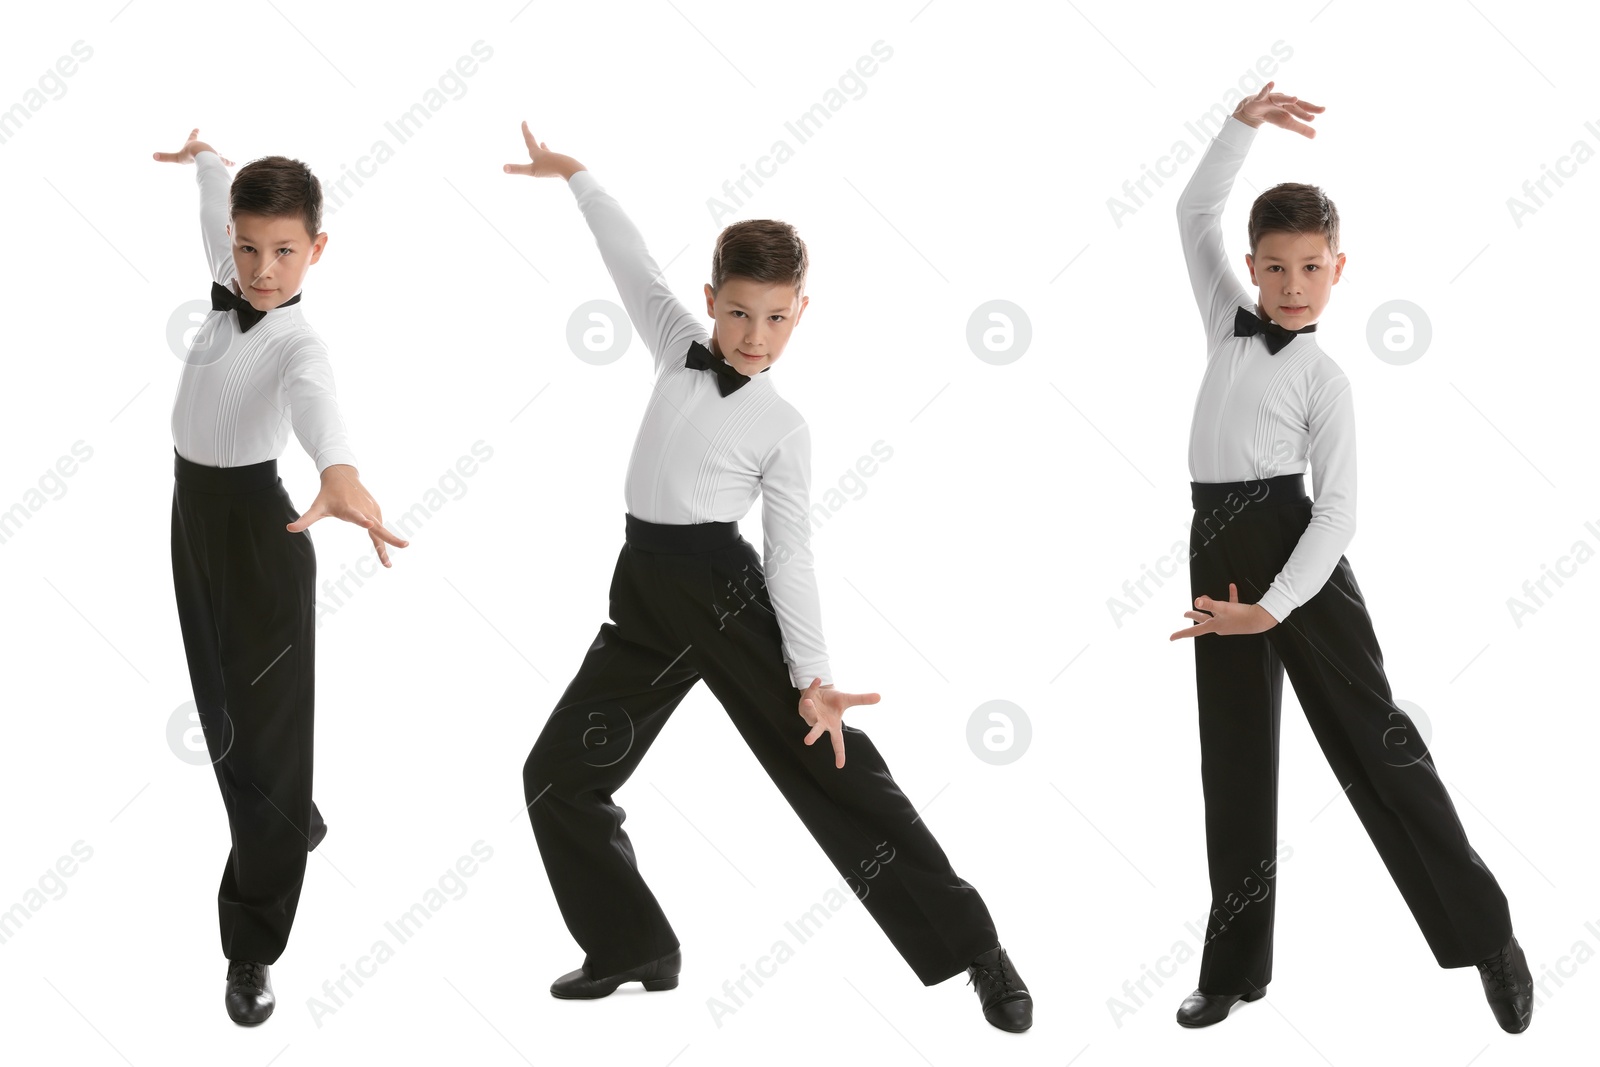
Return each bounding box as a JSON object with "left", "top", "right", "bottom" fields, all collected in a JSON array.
[
  {"left": 1234, "top": 305, "right": 1315, "bottom": 355},
  {"left": 211, "top": 280, "right": 301, "bottom": 333},
  {"left": 685, "top": 339, "right": 766, "bottom": 396}
]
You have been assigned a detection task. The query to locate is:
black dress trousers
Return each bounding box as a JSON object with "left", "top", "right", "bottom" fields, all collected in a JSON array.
[
  {"left": 523, "top": 513, "right": 999, "bottom": 986},
  {"left": 170, "top": 449, "right": 318, "bottom": 964},
  {"left": 1187, "top": 473, "right": 1513, "bottom": 993}
]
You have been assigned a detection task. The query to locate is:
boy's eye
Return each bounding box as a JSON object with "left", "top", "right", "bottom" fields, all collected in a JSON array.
[
  {"left": 770, "top": 315, "right": 784, "bottom": 322},
  {"left": 1305, "top": 264, "right": 1318, "bottom": 271}
]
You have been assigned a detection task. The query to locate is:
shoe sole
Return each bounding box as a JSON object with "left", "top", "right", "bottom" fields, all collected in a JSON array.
[
  {"left": 1176, "top": 987, "right": 1266, "bottom": 1028},
  {"left": 985, "top": 1016, "right": 1032, "bottom": 1033},
  {"left": 550, "top": 974, "right": 679, "bottom": 999}
]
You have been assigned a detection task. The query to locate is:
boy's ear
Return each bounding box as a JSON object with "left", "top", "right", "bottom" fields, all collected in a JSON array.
[
  {"left": 309, "top": 232, "right": 329, "bottom": 265},
  {"left": 1243, "top": 252, "right": 1256, "bottom": 286},
  {"left": 703, "top": 282, "right": 716, "bottom": 316}
]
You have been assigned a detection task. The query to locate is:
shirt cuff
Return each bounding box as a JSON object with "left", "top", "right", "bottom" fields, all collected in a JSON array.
[
  {"left": 789, "top": 661, "right": 832, "bottom": 690},
  {"left": 1255, "top": 586, "right": 1294, "bottom": 625},
  {"left": 313, "top": 449, "right": 360, "bottom": 475},
  {"left": 1216, "top": 113, "right": 1259, "bottom": 149}
]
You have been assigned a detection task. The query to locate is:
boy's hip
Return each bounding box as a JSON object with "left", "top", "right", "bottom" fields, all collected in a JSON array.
[
  {"left": 1190, "top": 472, "right": 1308, "bottom": 514},
  {"left": 173, "top": 447, "right": 280, "bottom": 495},
  {"left": 623, "top": 511, "right": 740, "bottom": 554}
]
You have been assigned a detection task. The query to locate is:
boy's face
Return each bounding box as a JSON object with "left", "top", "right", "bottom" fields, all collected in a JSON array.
[
  {"left": 1245, "top": 230, "right": 1345, "bottom": 330},
  {"left": 702, "top": 277, "right": 808, "bottom": 375},
  {"left": 227, "top": 212, "right": 327, "bottom": 309}
]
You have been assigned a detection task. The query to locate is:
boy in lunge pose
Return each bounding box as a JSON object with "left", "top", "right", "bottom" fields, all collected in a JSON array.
[{"left": 506, "top": 121, "right": 1032, "bottom": 1032}]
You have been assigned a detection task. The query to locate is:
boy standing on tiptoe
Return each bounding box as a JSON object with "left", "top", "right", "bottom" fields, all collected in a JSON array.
[
  {"left": 504, "top": 121, "right": 1032, "bottom": 1033},
  {"left": 1169, "top": 84, "right": 1532, "bottom": 1033},
  {"left": 154, "top": 129, "right": 408, "bottom": 1026}
]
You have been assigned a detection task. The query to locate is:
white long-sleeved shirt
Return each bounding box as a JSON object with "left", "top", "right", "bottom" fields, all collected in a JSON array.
[
  {"left": 170, "top": 150, "right": 358, "bottom": 474},
  {"left": 568, "top": 168, "right": 831, "bottom": 688},
  {"left": 1176, "top": 115, "right": 1356, "bottom": 624}
]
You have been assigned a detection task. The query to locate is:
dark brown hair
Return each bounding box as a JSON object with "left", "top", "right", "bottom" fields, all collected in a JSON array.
[
  {"left": 231, "top": 155, "right": 322, "bottom": 242},
  {"left": 710, "top": 219, "right": 808, "bottom": 296},
  {"left": 1248, "top": 182, "right": 1339, "bottom": 259}
]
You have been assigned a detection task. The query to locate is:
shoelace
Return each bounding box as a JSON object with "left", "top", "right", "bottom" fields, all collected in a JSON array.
[
  {"left": 967, "top": 952, "right": 1020, "bottom": 996},
  {"left": 1478, "top": 950, "right": 1515, "bottom": 991},
  {"left": 228, "top": 961, "right": 267, "bottom": 987}
]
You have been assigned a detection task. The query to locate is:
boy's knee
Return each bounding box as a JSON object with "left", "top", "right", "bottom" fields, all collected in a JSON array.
[{"left": 522, "top": 743, "right": 574, "bottom": 806}]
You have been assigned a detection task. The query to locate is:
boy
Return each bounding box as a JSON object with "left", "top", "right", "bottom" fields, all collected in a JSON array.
[
  {"left": 504, "top": 121, "right": 1032, "bottom": 1033},
  {"left": 153, "top": 129, "right": 408, "bottom": 1026},
  {"left": 1168, "top": 85, "right": 1532, "bottom": 1033}
]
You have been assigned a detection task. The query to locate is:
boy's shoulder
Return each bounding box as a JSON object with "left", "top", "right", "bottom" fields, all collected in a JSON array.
[
  {"left": 275, "top": 304, "right": 328, "bottom": 351},
  {"left": 1296, "top": 336, "right": 1350, "bottom": 386},
  {"left": 758, "top": 385, "right": 808, "bottom": 442}
]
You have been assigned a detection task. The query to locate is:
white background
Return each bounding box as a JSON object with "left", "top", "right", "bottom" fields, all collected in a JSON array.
[{"left": 1, "top": 1, "right": 1595, "bottom": 1064}]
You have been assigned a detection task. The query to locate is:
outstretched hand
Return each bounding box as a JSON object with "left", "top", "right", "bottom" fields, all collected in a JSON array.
[
  {"left": 798, "top": 677, "right": 882, "bottom": 769},
  {"left": 152, "top": 127, "right": 233, "bottom": 166},
  {"left": 1232, "top": 81, "right": 1325, "bottom": 138},
  {"left": 286, "top": 464, "right": 410, "bottom": 567},
  {"left": 1170, "top": 582, "right": 1279, "bottom": 640},
  {"left": 502, "top": 120, "right": 584, "bottom": 180}
]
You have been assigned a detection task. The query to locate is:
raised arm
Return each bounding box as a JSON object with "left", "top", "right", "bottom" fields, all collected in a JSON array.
[
  {"left": 504, "top": 122, "right": 700, "bottom": 375},
  {"left": 759, "top": 421, "right": 832, "bottom": 689},
  {"left": 567, "top": 169, "right": 704, "bottom": 375},
  {"left": 152, "top": 129, "right": 238, "bottom": 286},
  {"left": 1176, "top": 84, "right": 1325, "bottom": 357},
  {"left": 195, "top": 151, "right": 238, "bottom": 287},
  {"left": 1175, "top": 115, "right": 1259, "bottom": 357},
  {"left": 1254, "top": 371, "right": 1356, "bottom": 623}
]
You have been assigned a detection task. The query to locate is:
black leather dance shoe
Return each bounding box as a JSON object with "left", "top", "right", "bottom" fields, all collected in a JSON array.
[
  {"left": 550, "top": 948, "right": 681, "bottom": 999},
  {"left": 1475, "top": 935, "right": 1533, "bottom": 1034},
  {"left": 966, "top": 945, "right": 1032, "bottom": 1032},
  {"left": 224, "top": 960, "right": 275, "bottom": 1025},
  {"left": 1175, "top": 985, "right": 1265, "bottom": 1027}
]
